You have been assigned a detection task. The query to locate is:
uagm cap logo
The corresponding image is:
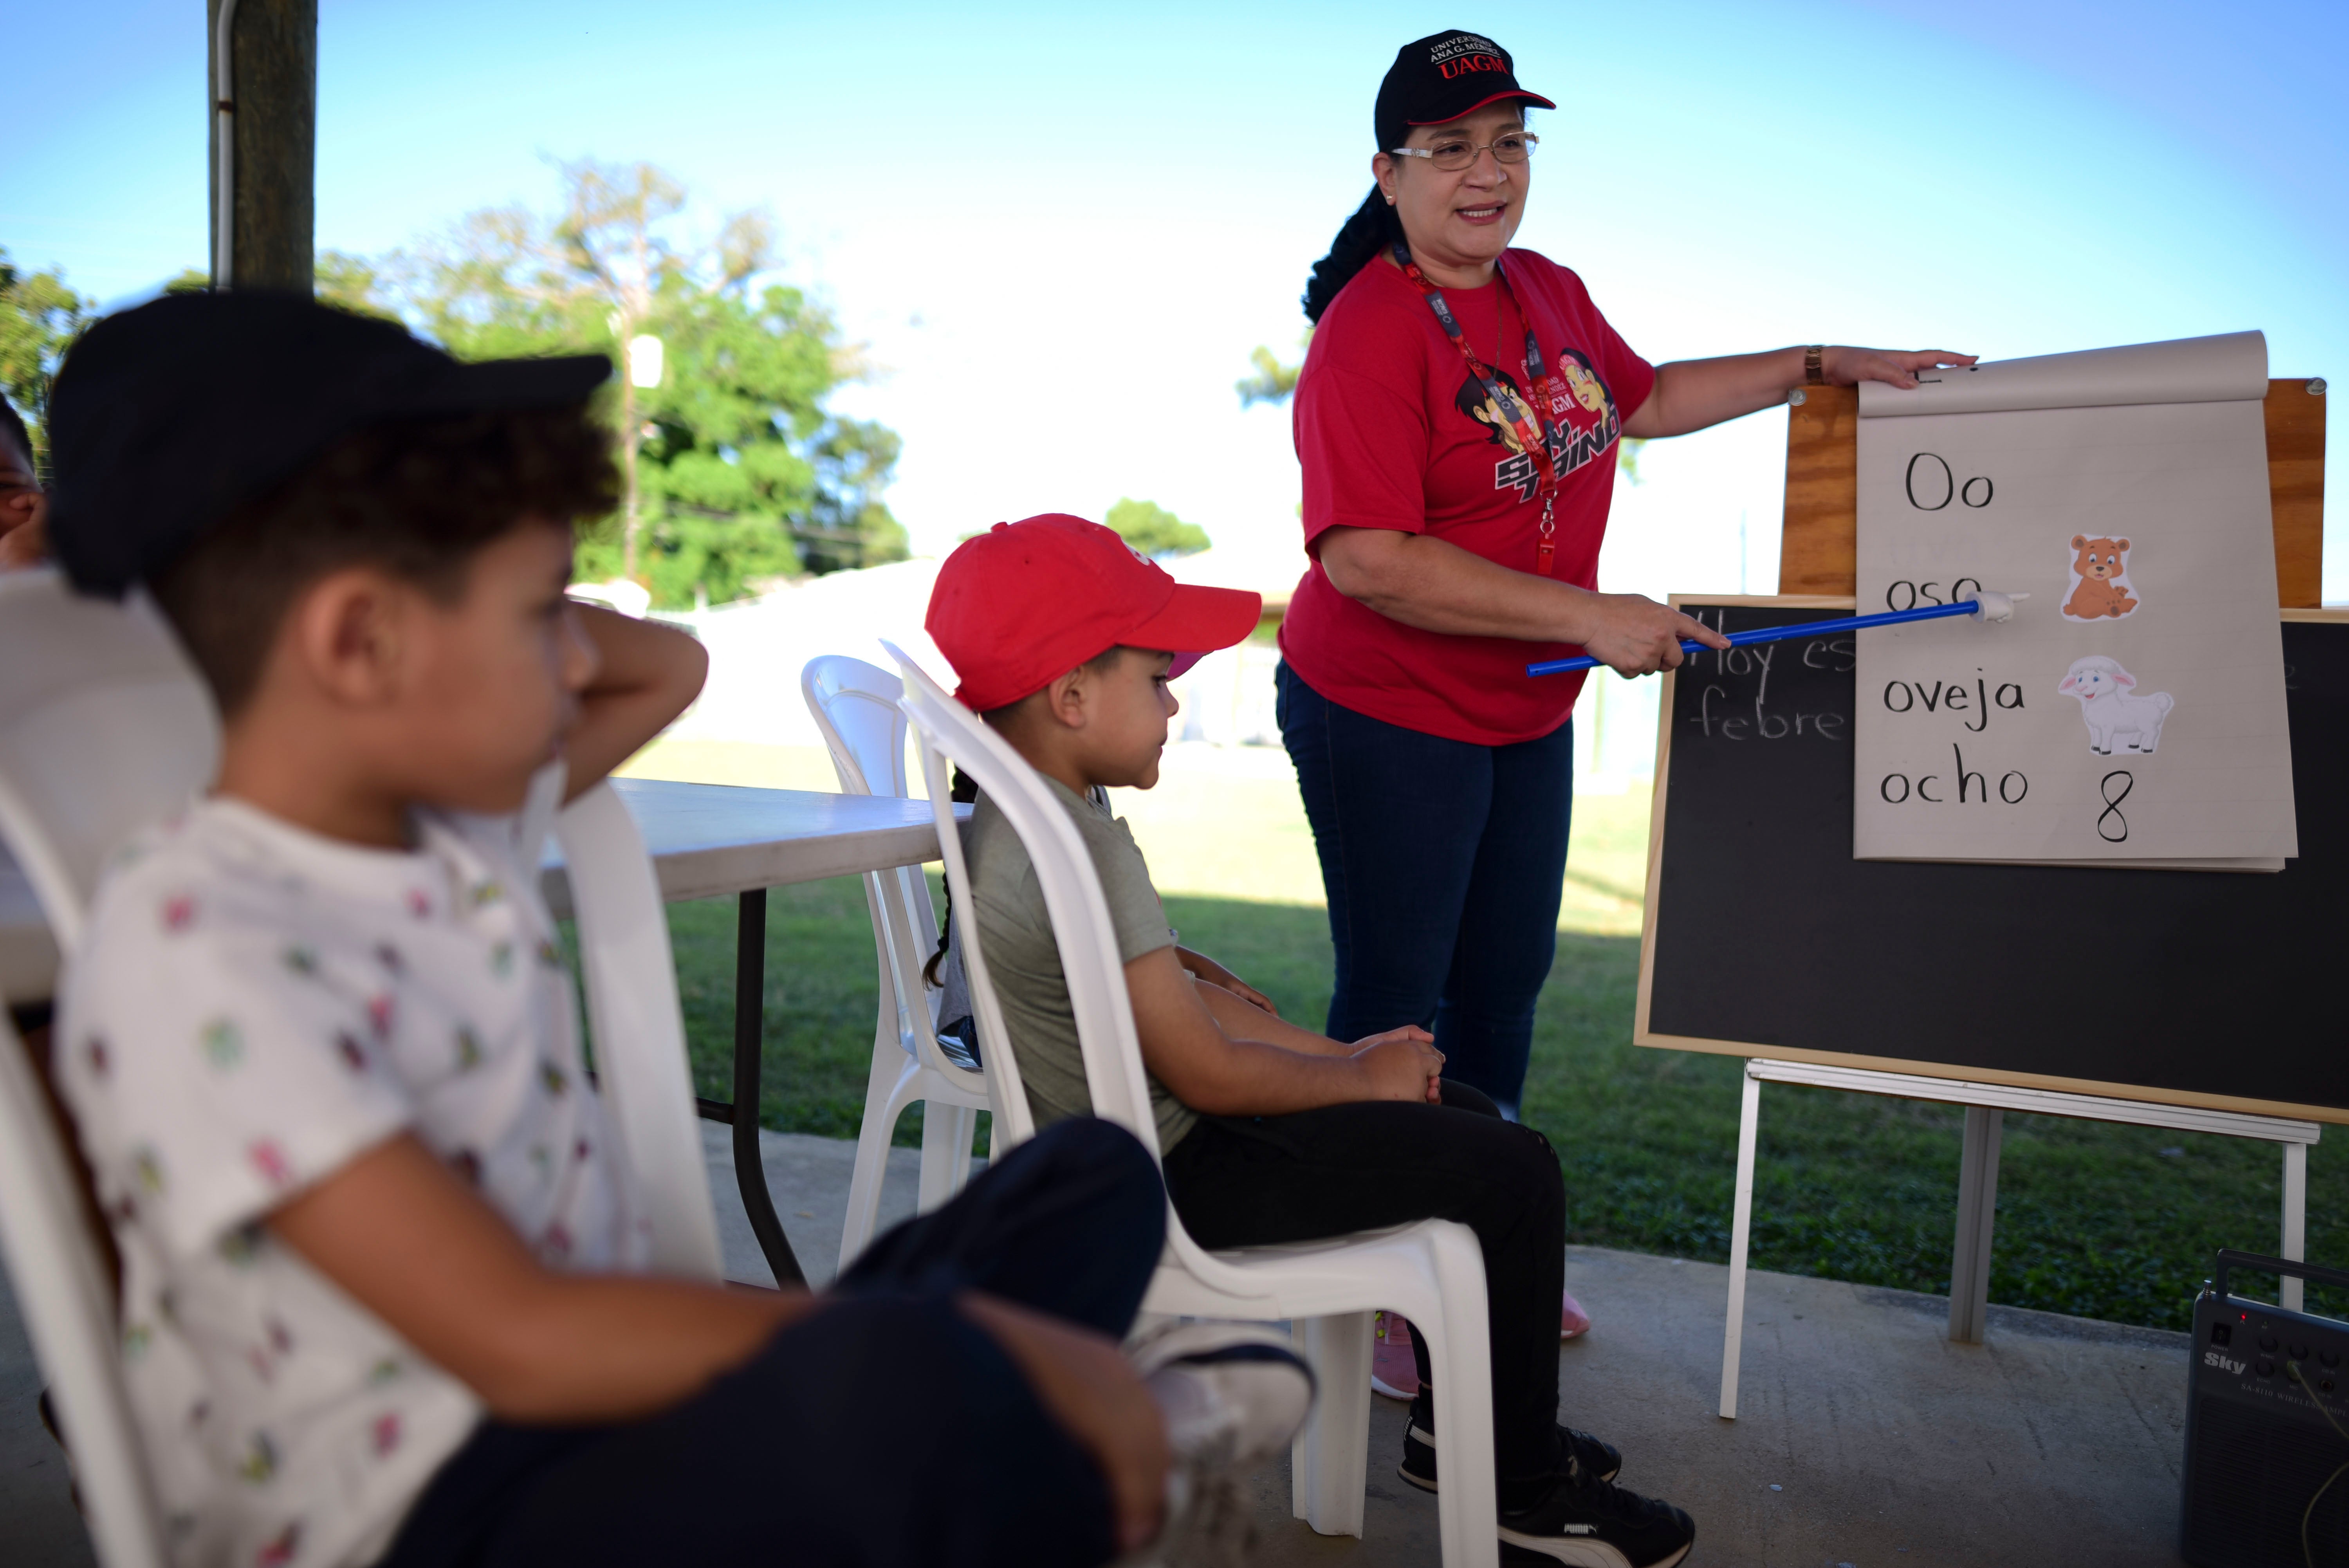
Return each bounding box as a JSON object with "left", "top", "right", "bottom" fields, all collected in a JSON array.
[{"left": 1428, "top": 33, "right": 1501, "bottom": 63}]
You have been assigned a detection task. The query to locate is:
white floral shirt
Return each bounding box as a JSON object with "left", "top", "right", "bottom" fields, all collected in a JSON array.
[{"left": 57, "top": 786, "right": 650, "bottom": 1568}]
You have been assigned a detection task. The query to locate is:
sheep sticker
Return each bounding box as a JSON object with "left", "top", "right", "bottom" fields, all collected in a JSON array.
[
  {"left": 2058, "top": 656, "right": 2174, "bottom": 754},
  {"left": 2062, "top": 535, "right": 2141, "bottom": 621}
]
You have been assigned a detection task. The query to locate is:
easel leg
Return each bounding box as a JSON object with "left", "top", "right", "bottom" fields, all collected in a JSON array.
[
  {"left": 1948, "top": 1106, "right": 2002, "bottom": 1344},
  {"left": 2283, "top": 1142, "right": 2308, "bottom": 1314},
  {"left": 1720, "top": 1067, "right": 1761, "bottom": 1420}
]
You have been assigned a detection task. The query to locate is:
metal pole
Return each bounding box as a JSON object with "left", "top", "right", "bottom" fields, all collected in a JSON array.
[
  {"left": 731, "top": 889, "right": 805, "bottom": 1287},
  {"left": 211, "top": 0, "right": 241, "bottom": 288},
  {"left": 1719, "top": 1065, "right": 1761, "bottom": 1419},
  {"left": 2283, "top": 1142, "right": 2308, "bottom": 1314},
  {"left": 209, "top": 0, "right": 316, "bottom": 293},
  {"left": 1948, "top": 1106, "right": 2003, "bottom": 1343}
]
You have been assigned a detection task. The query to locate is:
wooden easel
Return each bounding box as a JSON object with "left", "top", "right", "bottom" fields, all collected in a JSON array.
[{"left": 1704, "top": 375, "right": 2334, "bottom": 1418}]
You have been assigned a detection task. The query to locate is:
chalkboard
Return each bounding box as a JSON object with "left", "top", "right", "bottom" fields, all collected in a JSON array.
[{"left": 1635, "top": 599, "right": 2349, "bottom": 1124}]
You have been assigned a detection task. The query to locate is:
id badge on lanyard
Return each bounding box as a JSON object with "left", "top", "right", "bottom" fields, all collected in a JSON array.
[{"left": 1391, "top": 242, "right": 1564, "bottom": 576}]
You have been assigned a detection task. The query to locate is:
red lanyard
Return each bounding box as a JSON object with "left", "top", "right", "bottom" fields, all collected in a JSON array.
[{"left": 1392, "top": 242, "right": 1564, "bottom": 575}]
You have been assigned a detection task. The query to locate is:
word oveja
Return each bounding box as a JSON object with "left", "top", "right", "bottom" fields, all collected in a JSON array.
[
  {"left": 1680, "top": 613, "right": 1853, "bottom": 743},
  {"left": 1881, "top": 667, "right": 2026, "bottom": 733}
]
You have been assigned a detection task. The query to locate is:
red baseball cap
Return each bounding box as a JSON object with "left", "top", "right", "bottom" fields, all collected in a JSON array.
[{"left": 927, "top": 514, "right": 1262, "bottom": 711}]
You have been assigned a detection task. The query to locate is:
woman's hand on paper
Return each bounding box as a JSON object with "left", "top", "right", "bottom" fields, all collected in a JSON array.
[{"left": 1823, "top": 346, "right": 1978, "bottom": 390}]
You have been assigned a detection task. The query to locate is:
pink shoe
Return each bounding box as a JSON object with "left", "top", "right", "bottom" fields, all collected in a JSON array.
[
  {"left": 1371, "top": 1310, "right": 1419, "bottom": 1400},
  {"left": 1561, "top": 1288, "right": 1592, "bottom": 1340}
]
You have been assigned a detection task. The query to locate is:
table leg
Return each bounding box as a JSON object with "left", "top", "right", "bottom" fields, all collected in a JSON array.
[
  {"left": 1719, "top": 1066, "right": 1761, "bottom": 1420},
  {"left": 732, "top": 888, "right": 806, "bottom": 1287},
  {"left": 2283, "top": 1142, "right": 2308, "bottom": 1314},
  {"left": 1948, "top": 1106, "right": 2003, "bottom": 1344}
]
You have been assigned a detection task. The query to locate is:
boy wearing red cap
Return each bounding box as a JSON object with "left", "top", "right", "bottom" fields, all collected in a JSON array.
[{"left": 929, "top": 515, "right": 1696, "bottom": 1568}]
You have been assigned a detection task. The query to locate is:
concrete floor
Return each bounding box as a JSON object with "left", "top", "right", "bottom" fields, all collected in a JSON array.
[{"left": 2, "top": 1125, "right": 2194, "bottom": 1566}]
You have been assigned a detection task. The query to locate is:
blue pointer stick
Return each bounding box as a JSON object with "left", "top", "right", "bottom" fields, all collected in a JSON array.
[{"left": 1526, "top": 594, "right": 2024, "bottom": 678}]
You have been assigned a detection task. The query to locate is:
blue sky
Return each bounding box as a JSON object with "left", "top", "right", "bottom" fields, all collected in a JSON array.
[{"left": 9, "top": 0, "right": 2345, "bottom": 599}]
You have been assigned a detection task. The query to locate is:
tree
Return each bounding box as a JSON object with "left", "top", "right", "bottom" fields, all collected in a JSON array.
[
  {"left": 1236, "top": 335, "right": 1307, "bottom": 408},
  {"left": 373, "top": 158, "right": 905, "bottom": 606},
  {"left": 1106, "top": 497, "right": 1209, "bottom": 559},
  {"left": 0, "top": 249, "right": 94, "bottom": 474}
]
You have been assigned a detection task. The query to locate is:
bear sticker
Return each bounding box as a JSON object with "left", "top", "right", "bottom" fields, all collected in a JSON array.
[
  {"left": 2062, "top": 534, "right": 2140, "bottom": 621},
  {"left": 2058, "top": 656, "right": 2173, "bottom": 754}
]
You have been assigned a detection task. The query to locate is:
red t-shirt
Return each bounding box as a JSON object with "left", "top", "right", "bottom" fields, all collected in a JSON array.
[{"left": 1280, "top": 248, "right": 1654, "bottom": 745}]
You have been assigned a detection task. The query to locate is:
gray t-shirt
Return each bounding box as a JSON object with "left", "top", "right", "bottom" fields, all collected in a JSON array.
[{"left": 962, "top": 776, "right": 1193, "bottom": 1151}]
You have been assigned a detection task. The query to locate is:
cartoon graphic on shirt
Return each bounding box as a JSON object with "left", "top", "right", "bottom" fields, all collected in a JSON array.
[{"left": 1453, "top": 344, "right": 1624, "bottom": 503}]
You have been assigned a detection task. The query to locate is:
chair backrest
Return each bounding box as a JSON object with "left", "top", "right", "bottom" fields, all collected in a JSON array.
[
  {"left": 552, "top": 783, "right": 725, "bottom": 1282},
  {"left": 0, "top": 1006, "right": 169, "bottom": 1568},
  {"left": 0, "top": 570, "right": 220, "bottom": 954},
  {"left": 888, "top": 643, "right": 1280, "bottom": 1299},
  {"left": 883, "top": 642, "right": 1155, "bottom": 1152},
  {"left": 802, "top": 656, "right": 985, "bottom": 1094},
  {"left": 802, "top": 655, "right": 913, "bottom": 798}
]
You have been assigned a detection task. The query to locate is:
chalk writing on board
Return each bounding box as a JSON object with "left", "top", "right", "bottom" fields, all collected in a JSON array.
[
  {"left": 1876, "top": 744, "right": 2029, "bottom": 806},
  {"left": 1904, "top": 453, "right": 1995, "bottom": 511},
  {"left": 1880, "top": 670, "right": 2027, "bottom": 733},
  {"left": 1677, "top": 613, "right": 1854, "bottom": 744}
]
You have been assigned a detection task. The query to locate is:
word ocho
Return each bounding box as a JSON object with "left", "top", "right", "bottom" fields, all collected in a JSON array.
[{"left": 1878, "top": 743, "right": 2028, "bottom": 805}]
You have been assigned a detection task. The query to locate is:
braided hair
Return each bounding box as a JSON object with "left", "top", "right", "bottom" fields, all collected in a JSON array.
[{"left": 1301, "top": 188, "right": 1402, "bottom": 325}]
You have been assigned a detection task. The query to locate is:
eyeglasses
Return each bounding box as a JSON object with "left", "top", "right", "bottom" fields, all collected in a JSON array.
[{"left": 1389, "top": 132, "right": 1538, "bottom": 173}]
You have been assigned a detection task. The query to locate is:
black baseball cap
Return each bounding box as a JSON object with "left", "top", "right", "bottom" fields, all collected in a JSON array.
[
  {"left": 1374, "top": 31, "right": 1555, "bottom": 152},
  {"left": 47, "top": 289, "right": 610, "bottom": 597}
]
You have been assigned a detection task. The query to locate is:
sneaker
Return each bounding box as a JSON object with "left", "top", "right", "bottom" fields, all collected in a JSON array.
[
  {"left": 1398, "top": 1401, "right": 1622, "bottom": 1493},
  {"left": 1125, "top": 1323, "right": 1316, "bottom": 1568},
  {"left": 1561, "top": 1288, "right": 1592, "bottom": 1341},
  {"left": 1496, "top": 1461, "right": 1695, "bottom": 1568},
  {"left": 1371, "top": 1310, "right": 1419, "bottom": 1400},
  {"left": 1131, "top": 1321, "right": 1316, "bottom": 1469}
]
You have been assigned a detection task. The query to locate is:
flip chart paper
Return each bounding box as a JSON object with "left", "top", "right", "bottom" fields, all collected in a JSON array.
[{"left": 1852, "top": 332, "right": 2298, "bottom": 866}]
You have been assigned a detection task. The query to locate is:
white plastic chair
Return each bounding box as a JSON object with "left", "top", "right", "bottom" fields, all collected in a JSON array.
[
  {"left": 0, "top": 572, "right": 722, "bottom": 1566},
  {"left": 0, "top": 568, "right": 220, "bottom": 955},
  {"left": 884, "top": 641, "right": 1501, "bottom": 1568},
  {"left": 802, "top": 655, "right": 990, "bottom": 1272},
  {"left": 551, "top": 783, "right": 724, "bottom": 1282}
]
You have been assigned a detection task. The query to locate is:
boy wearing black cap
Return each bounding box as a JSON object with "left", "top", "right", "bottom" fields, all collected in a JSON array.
[
  {"left": 928, "top": 517, "right": 1698, "bottom": 1568},
  {"left": 42, "top": 292, "right": 1308, "bottom": 1568}
]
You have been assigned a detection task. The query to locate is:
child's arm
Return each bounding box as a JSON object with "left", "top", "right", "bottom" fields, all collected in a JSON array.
[
  {"left": 1175, "top": 947, "right": 1279, "bottom": 1016},
  {"left": 270, "top": 1132, "right": 812, "bottom": 1421},
  {"left": 1193, "top": 977, "right": 1351, "bottom": 1058},
  {"left": 1126, "top": 947, "right": 1442, "bottom": 1115},
  {"left": 559, "top": 604, "right": 709, "bottom": 801}
]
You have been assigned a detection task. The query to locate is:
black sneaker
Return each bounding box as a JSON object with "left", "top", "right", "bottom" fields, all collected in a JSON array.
[
  {"left": 1398, "top": 1403, "right": 1621, "bottom": 1492},
  {"left": 1496, "top": 1461, "right": 1695, "bottom": 1568}
]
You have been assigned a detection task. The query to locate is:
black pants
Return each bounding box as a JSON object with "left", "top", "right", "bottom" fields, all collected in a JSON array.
[
  {"left": 379, "top": 1117, "right": 1165, "bottom": 1568},
  {"left": 1160, "top": 1080, "right": 1566, "bottom": 1494}
]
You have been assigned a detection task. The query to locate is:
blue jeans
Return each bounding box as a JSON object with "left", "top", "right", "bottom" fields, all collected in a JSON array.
[{"left": 1276, "top": 661, "right": 1573, "bottom": 1111}]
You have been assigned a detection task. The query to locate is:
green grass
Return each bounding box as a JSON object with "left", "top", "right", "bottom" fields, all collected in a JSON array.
[{"left": 660, "top": 876, "right": 2347, "bottom": 1334}]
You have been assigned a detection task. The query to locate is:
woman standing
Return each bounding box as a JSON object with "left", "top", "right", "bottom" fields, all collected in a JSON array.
[{"left": 1277, "top": 31, "right": 1968, "bottom": 1367}]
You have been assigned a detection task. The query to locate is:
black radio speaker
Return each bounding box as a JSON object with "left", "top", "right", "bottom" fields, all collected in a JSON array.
[{"left": 2184, "top": 1251, "right": 2349, "bottom": 1566}]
